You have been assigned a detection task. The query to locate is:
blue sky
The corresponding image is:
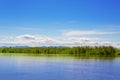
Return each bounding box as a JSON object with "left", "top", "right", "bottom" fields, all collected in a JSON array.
[{"left": 0, "top": 0, "right": 120, "bottom": 47}]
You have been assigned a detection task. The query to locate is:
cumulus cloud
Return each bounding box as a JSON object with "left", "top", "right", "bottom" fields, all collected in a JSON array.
[
  {"left": 14, "top": 34, "right": 60, "bottom": 46},
  {"left": 0, "top": 30, "right": 120, "bottom": 48},
  {"left": 17, "top": 34, "right": 36, "bottom": 40}
]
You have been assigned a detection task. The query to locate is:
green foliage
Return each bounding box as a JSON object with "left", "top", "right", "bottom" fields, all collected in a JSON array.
[{"left": 0, "top": 46, "right": 118, "bottom": 56}]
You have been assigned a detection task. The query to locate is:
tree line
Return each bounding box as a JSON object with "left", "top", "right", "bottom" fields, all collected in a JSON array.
[{"left": 0, "top": 46, "right": 119, "bottom": 56}]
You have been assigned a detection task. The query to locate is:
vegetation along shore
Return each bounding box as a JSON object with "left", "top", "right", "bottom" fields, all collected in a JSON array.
[{"left": 0, "top": 46, "right": 120, "bottom": 56}]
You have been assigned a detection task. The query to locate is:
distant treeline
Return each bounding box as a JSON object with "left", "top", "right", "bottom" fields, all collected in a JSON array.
[{"left": 0, "top": 46, "right": 120, "bottom": 56}]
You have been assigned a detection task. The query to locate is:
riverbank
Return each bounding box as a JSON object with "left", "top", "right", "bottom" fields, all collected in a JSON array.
[{"left": 0, "top": 46, "right": 120, "bottom": 56}]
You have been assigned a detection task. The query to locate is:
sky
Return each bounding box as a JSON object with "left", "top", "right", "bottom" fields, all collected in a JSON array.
[{"left": 0, "top": 0, "right": 120, "bottom": 47}]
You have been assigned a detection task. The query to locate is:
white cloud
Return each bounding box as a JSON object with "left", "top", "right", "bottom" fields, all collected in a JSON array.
[
  {"left": 17, "top": 34, "right": 36, "bottom": 40},
  {"left": 65, "top": 37, "right": 100, "bottom": 42},
  {"left": 63, "top": 30, "right": 120, "bottom": 36},
  {"left": 0, "top": 31, "right": 120, "bottom": 48},
  {"left": 14, "top": 34, "right": 60, "bottom": 46}
]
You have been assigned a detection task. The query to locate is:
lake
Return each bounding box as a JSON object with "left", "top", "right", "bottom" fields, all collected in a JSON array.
[{"left": 0, "top": 55, "right": 120, "bottom": 80}]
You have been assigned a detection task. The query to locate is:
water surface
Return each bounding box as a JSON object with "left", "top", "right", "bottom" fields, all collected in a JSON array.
[{"left": 0, "top": 55, "right": 120, "bottom": 80}]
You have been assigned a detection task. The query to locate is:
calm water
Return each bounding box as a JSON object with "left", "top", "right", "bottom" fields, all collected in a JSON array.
[{"left": 0, "top": 55, "right": 120, "bottom": 80}]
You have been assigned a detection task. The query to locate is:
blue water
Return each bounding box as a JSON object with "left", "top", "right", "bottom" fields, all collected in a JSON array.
[{"left": 0, "top": 56, "right": 120, "bottom": 80}]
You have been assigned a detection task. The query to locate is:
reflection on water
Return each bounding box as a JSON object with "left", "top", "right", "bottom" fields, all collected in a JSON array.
[{"left": 0, "top": 55, "right": 120, "bottom": 80}]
